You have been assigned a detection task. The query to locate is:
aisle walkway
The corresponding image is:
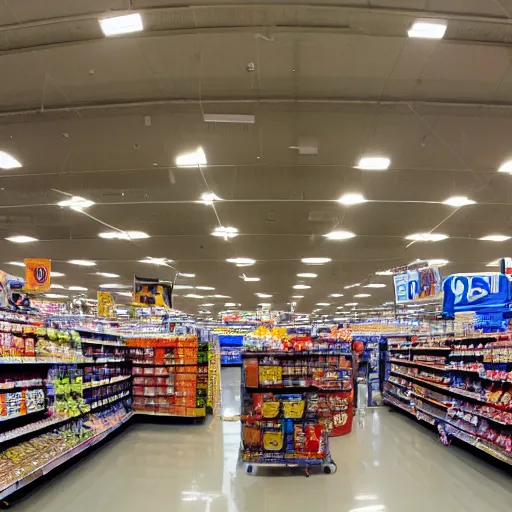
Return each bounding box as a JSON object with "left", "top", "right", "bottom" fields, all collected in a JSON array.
[{"left": 14, "top": 368, "right": 512, "bottom": 511}]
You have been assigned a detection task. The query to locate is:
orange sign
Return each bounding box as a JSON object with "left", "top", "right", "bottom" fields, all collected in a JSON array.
[{"left": 24, "top": 259, "right": 51, "bottom": 292}]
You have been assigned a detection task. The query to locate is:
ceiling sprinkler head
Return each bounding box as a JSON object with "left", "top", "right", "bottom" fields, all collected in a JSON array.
[{"left": 246, "top": 62, "right": 256, "bottom": 72}]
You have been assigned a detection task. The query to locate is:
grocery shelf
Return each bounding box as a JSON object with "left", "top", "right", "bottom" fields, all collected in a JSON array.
[
  {"left": 135, "top": 410, "right": 206, "bottom": 418},
  {"left": 82, "top": 375, "right": 131, "bottom": 389},
  {"left": 389, "top": 359, "right": 449, "bottom": 371},
  {"left": 0, "top": 412, "right": 134, "bottom": 501},
  {"left": 0, "top": 408, "right": 46, "bottom": 423},
  {"left": 242, "top": 351, "right": 351, "bottom": 357},
  {"left": 390, "top": 347, "right": 452, "bottom": 353}
]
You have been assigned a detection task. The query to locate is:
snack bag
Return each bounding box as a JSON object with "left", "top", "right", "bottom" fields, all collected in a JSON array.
[{"left": 263, "top": 431, "right": 283, "bottom": 451}]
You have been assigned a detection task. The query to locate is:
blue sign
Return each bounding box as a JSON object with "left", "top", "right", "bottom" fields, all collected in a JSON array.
[
  {"left": 442, "top": 273, "right": 512, "bottom": 316},
  {"left": 393, "top": 267, "right": 443, "bottom": 303}
]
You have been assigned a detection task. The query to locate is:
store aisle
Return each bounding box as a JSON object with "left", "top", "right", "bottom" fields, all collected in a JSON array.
[{"left": 12, "top": 368, "right": 512, "bottom": 512}]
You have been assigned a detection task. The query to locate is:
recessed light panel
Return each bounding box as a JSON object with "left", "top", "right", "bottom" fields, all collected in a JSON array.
[
  {"left": 178, "top": 273, "right": 195, "bottom": 278},
  {"left": 44, "top": 293, "right": 68, "bottom": 299},
  {"left": 479, "top": 235, "right": 511, "bottom": 242},
  {"left": 139, "top": 257, "right": 170, "bottom": 265},
  {"left": 301, "top": 257, "right": 331, "bottom": 265},
  {"left": 199, "top": 192, "right": 221, "bottom": 205},
  {"left": 255, "top": 293, "right": 272, "bottom": 298},
  {"left": 99, "top": 13, "right": 143, "bottom": 36},
  {"left": 297, "top": 273, "right": 317, "bottom": 278},
  {"left": 337, "top": 193, "right": 367, "bottom": 205},
  {"left": 408, "top": 19, "right": 447, "bottom": 39},
  {"left": 356, "top": 156, "right": 390, "bottom": 170},
  {"left": 226, "top": 258, "right": 255, "bottom": 266},
  {"left": 406, "top": 233, "right": 448, "bottom": 242},
  {"left": 364, "top": 284, "right": 386, "bottom": 288},
  {"left": 0, "top": 151, "right": 22, "bottom": 169},
  {"left": 324, "top": 230, "right": 356, "bottom": 241},
  {"left": 69, "top": 260, "right": 96, "bottom": 266},
  {"left": 99, "top": 283, "right": 130, "bottom": 289},
  {"left": 196, "top": 286, "right": 215, "bottom": 290},
  {"left": 5, "top": 235, "right": 38, "bottom": 243},
  {"left": 375, "top": 270, "right": 393, "bottom": 276},
  {"left": 51, "top": 271, "right": 65, "bottom": 277},
  {"left": 344, "top": 283, "right": 360, "bottom": 289},
  {"left": 95, "top": 272, "right": 120, "bottom": 278},
  {"left": 68, "top": 286, "right": 88, "bottom": 291},
  {"left": 58, "top": 196, "right": 94, "bottom": 211},
  {"left": 329, "top": 293, "right": 344, "bottom": 297},
  {"left": 7, "top": 262, "right": 25, "bottom": 267},
  {"left": 212, "top": 226, "right": 238, "bottom": 239},
  {"left": 354, "top": 293, "right": 371, "bottom": 298},
  {"left": 293, "top": 284, "right": 311, "bottom": 290},
  {"left": 176, "top": 147, "right": 207, "bottom": 167},
  {"left": 443, "top": 196, "right": 475, "bottom": 207},
  {"left": 99, "top": 231, "right": 149, "bottom": 240},
  {"left": 241, "top": 276, "right": 260, "bottom": 282}
]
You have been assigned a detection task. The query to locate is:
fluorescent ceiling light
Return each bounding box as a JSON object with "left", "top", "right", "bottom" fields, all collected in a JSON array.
[
  {"left": 196, "top": 286, "right": 215, "bottom": 290},
  {"left": 213, "top": 294, "right": 230, "bottom": 298},
  {"left": 178, "top": 273, "right": 195, "bottom": 278},
  {"left": 428, "top": 259, "right": 449, "bottom": 267},
  {"left": 338, "top": 193, "right": 367, "bottom": 205},
  {"left": 356, "top": 156, "right": 390, "bottom": 170},
  {"left": 354, "top": 293, "right": 371, "bottom": 298},
  {"left": 486, "top": 259, "right": 500, "bottom": 267},
  {"left": 443, "top": 196, "right": 475, "bottom": 207},
  {"left": 69, "top": 260, "right": 96, "bottom": 266},
  {"left": 301, "top": 257, "right": 331, "bottom": 265},
  {"left": 99, "top": 230, "right": 149, "bottom": 240},
  {"left": 212, "top": 226, "right": 238, "bottom": 239},
  {"left": 405, "top": 233, "right": 448, "bottom": 242},
  {"left": 329, "top": 293, "right": 344, "bottom": 297},
  {"left": 316, "top": 302, "right": 330, "bottom": 306},
  {"left": 7, "top": 261, "right": 25, "bottom": 267},
  {"left": 203, "top": 113, "right": 255, "bottom": 124},
  {"left": 44, "top": 293, "right": 68, "bottom": 299},
  {"left": 241, "top": 275, "right": 260, "bottom": 282},
  {"left": 58, "top": 196, "right": 94, "bottom": 211},
  {"left": 258, "top": 303, "right": 272, "bottom": 307},
  {"left": 345, "top": 302, "right": 358, "bottom": 306},
  {"left": 99, "top": 283, "right": 130, "bottom": 289},
  {"left": 199, "top": 192, "right": 221, "bottom": 205},
  {"left": 498, "top": 160, "right": 512, "bottom": 173},
  {"left": 0, "top": 151, "right": 22, "bottom": 169},
  {"left": 408, "top": 19, "right": 447, "bottom": 39},
  {"left": 117, "top": 291, "right": 133, "bottom": 297},
  {"left": 324, "top": 230, "right": 356, "bottom": 241},
  {"left": 293, "top": 284, "right": 311, "bottom": 290},
  {"left": 176, "top": 147, "right": 207, "bottom": 167},
  {"left": 139, "top": 257, "right": 170, "bottom": 265},
  {"left": 68, "top": 286, "right": 88, "bottom": 291},
  {"left": 5, "top": 235, "right": 38, "bottom": 243},
  {"left": 336, "top": 305, "right": 344, "bottom": 309},
  {"left": 224, "top": 302, "right": 236, "bottom": 307},
  {"left": 364, "top": 284, "right": 386, "bottom": 288},
  {"left": 297, "top": 273, "right": 317, "bottom": 278},
  {"left": 200, "top": 303, "right": 214, "bottom": 307},
  {"left": 185, "top": 294, "right": 203, "bottom": 299},
  {"left": 95, "top": 272, "right": 120, "bottom": 278},
  {"left": 292, "top": 295, "right": 304, "bottom": 298},
  {"left": 375, "top": 270, "right": 393, "bottom": 276},
  {"left": 479, "top": 234, "right": 511, "bottom": 242},
  {"left": 174, "top": 285, "right": 194, "bottom": 290},
  {"left": 99, "top": 13, "right": 143, "bottom": 36},
  {"left": 51, "top": 271, "right": 65, "bottom": 277},
  {"left": 255, "top": 293, "right": 272, "bottom": 298},
  {"left": 226, "top": 258, "right": 255, "bottom": 266},
  {"left": 51, "top": 284, "right": 65, "bottom": 289},
  {"left": 344, "top": 283, "right": 360, "bottom": 289}
]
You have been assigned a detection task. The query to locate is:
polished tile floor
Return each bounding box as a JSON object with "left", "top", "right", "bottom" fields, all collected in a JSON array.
[{"left": 13, "top": 368, "right": 512, "bottom": 511}]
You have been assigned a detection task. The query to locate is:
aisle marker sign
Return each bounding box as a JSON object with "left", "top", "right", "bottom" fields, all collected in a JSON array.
[{"left": 24, "top": 258, "right": 51, "bottom": 292}]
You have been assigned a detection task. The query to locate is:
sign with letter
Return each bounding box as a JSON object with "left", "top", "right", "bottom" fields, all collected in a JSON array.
[
  {"left": 97, "top": 291, "right": 115, "bottom": 318},
  {"left": 24, "top": 258, "right": 51, "bottom": 292}
]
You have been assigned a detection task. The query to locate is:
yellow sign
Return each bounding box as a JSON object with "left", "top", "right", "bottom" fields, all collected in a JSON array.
[
  {"left": 97, "top": 291, "right": 115, "bottom": 318},
  {"left": 24, "top": 259, "right": 51, "bottom": 292}
]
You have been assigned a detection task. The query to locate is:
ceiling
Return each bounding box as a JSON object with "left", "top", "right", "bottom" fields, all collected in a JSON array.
[{"left": 2, "top": 0, "right": 512, "bottom": 317}]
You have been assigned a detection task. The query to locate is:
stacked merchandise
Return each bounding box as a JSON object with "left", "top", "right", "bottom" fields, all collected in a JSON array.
[
  {"left": 126, "top": 335, "right": 207, "bottom": 417},
  {"left": 214, "top": 326, "right": 251, "bottom": 366},
  {"left": 384, "top": 334, "right": 512, "bottom": 465},
  {"left": 240, "top": 327, "right": 353, "bottom": 475},
  {"left": 0, "top": 312, "right": 132, "bottom": 501}
]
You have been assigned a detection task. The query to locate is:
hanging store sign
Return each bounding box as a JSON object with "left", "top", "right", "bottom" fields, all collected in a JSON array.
[
  {"left": 393, "top": 265, "right": 443, "bottom": 303},
  {"left": 24, "top": 258, "right": 51, "bottom": 292},
  {"left": 98, "top": 291, "right": 115, "bottom": 318}
]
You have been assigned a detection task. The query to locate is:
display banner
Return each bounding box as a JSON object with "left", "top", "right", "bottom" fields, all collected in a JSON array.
[
  {"left": 393, "top": 265, "right": 443, "bottom": 303},
  {"left": 133, "top": 275, "right": 173, "bottom": 309},
  {"left": 24, "top": 258, "right": 51, "bottom": 292},
  {"left": 97, "top": 291, "right": 115, "bottom": 318}
]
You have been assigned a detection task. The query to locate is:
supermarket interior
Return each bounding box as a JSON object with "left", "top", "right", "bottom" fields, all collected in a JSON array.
[{"left": 1, "top": 0, "right": 512, "bottom": 511}]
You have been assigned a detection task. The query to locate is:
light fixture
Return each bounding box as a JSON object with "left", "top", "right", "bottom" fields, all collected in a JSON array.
[
  {"left": 117, "top": 291, "right": 133, "bottom": 297},
  {"left": 443, "top": 196, "right": 475, "bottom": 207},
  {"left": 375, "top": 270, "right": 393, "bottom": 276},
  {"left": 51, "top": 284, "right": 65, "bottom": 289},
  {"left": 354, "top": 293, "right": 371, "bottom": 298},
  {"left": 356, "top": 156, "right": 390, "bottom": 170},
  {"left": 255, "top": 293, "right": 272, "bottom": 298},
  {"left": 316, "top": 302, "right": 330, "bottom": 306},
  {"left": 99, "top": 231, "right": 149, "bottom": 240},
  {"left": 213, "top": 294, "right": 231, "bottom": 298},
  {"left": 58, "top": 196, "right": 94, "bottom": 211},
  {"left": 203, "top": 113, "right": 255, "bottom": 124},
  {"left": 405, "top": 233, "right": 448, "bottom": 242},
  {"left": 51, "top": 271, "right": 65, "bottom": 277},
  {"left": 94, "top": 272, "right": 120, "bottom": 278},
  {"left": 0, "top": 151, "right": 22, "bottom": 169},
  {"left": 408, "top": 19, "right": 447, "bottom": 39},
  {"left": 345, "top": 302, "right": 358, "bottom": 306},
  {"left": 68, "top": 286, "right": 88, "bottom": 291},
  {"left": 139, "top": 257, "right": 171, "bottom": 265},
  {"left": 336, "top": 305, "right": 344, "bottom": 309},
  {"left": 5, "top": 235, "right": 38, "bottom": 243},
  {"left": 292, "top": 295, "right": 304, "bottom": 298},
  {"left": 200, "top": 303, "right": 214, "bottom": 307},
  {"left": 199, "top": 192, "right": 221, "bottom": 205},
  {"left": 212, "top": 226, "right": 238, "bottom": 239},
  {"left": 293, "top": 284, "right": 311, "bottom": 290},
  {"left": 498, "top": 160, "right": 512, "bottom": 174},
  {"left": 324, "top": 230, "right": 356, "bottom": 240},
  {"left": 428, "top": 259, "right": 449, "bottom": 267},
  {"left": 329, "top": 293, "right": 344, "bottom": 297},
  {"left": 479, "top": 235, "right": 511, "bottom": 242},
  {"left": 6, "top": 262, "right": 25, "bottom": 267},
  {"left": 185, "top": 294, "right": 204, "bottom": 299},
  {"left": 224, "top": 302, "right": 236, "bottom": 307},
  {"left": 364, "top": 284, "right": 386, "bottom": 288},
  {"left": 226, "top": 258, "right": 255, "bottom": 266},
  {"left": 258, "top": 302, "right": 272, "bottom": 307},
  {"left": 241, "top": 275, "right": 260, "bottom": 282},
  {"left": 344, "top": 283, "right": 360, "bottom": 289},
  {"left": 99, "top": 13, "right": 143, "bottom": 36},
  {"left": 486, "top": 259, "right": 500, "bottom": 267},
  {"left": 297, "top": 273, "right": 317, "bottom": 278},
  {"left": 68, "top": 260, "right": 96, "bottom": 266},
  {"left": 178, "top": 273, "right": 195, "bottom": 278},
  {"left": 174, "top": 285, "right": 194, "bottom": 290},
  {"left": 44, "top": 293, "right": 68, "bottom": 299},
  {"left": 301, "top": 257, "right": 331, "bottom": 265},
  {"left": 337, "top": 193, "right": 367, "bottom": 205},
  {"left": 99, "top": 283, "right": 130, "bottom": 289},
  {"left": 176, "top": 147, "right": 207, "bottom": 167},
  {"left": 196, "top": 286, "right": 215, "bottom": 290}
]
